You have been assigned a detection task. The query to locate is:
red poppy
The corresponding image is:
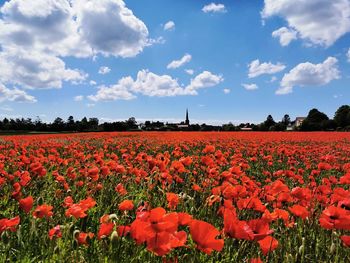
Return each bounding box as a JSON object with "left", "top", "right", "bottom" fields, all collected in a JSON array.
[
  {"left": 98, "top": 222, "right": 114, "bottom": 240},
  {"left": 288, "top": 205, "right": 309, "bottom": 219},
  {"left": 33, "top": 204, "right": 53, "bottom": 219},
  {"left": 319, "top": 206, "right": 350, "bottom": 230},
  {"left": 247, "top": 219, "right": 274, "bottom": 241},
  {"left": 48, "top": 225, "right": 62, "bottom": 240},
  {"left": 166, "top": 193, "right": 179, "bottom": 210},
  {"left": 258, "top": 236, "right": 278, "bottom": 255},
  {"left": 0, "top": 216, "right": 20, "bottom": 233},
  {"left": 118, "top": 200, "right": 134, "bottom": 211},
  {"left": 19, "top": 196, "right": 34, "bottom": 213},
  {"left": 340, "top": 235, "right": 350, "bottom": 247},
  {"left": 189, "top": 219, "right": 224, "bottom": 255},
  {"left": 76, "top": 232, "right": 94, "bottom": 246},
  {"left": 117, "top": 225, "right": 131, "bottom": 237}
]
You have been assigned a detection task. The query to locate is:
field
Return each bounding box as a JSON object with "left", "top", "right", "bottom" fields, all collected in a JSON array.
[{"left": 1, "top": 132, "right": 350, "bottom": 262}]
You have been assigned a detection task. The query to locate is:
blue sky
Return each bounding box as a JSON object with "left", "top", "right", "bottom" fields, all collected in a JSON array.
[{"left": 0, "top": 0, "right": 349, "bottom": 124}]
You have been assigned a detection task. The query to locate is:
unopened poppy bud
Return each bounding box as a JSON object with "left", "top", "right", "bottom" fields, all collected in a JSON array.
[
  {"left": 110, "top": 231, "right": 119, "bottom": 242},
  {"left": 73, "top": 230, "right": 80, "bottom": 239},
  {"left": 330, "top": 242, "right": 336, "bottom": 254},
  {"left": 109, "top": 214, "right": 118, "bottom": 221},
  {"left": 298, "top": 245, "right": 304, "bottom": 255}
]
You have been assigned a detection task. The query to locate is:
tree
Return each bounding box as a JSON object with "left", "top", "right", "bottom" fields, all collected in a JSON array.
[
  {"left": 282, "top": 114, "right": 291, "bottom": 126},
  {"left": 334, "top": 105, "right": 350, "bottom": 129},
  {"left": 301, "top": 108, "right": 329, "bottom": 131},
  {"left": 264, "top": 115, "right": 276, "bottom": 130}
]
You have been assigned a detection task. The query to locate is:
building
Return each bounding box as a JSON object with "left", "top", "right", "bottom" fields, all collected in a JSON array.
[{"left": 295, "top": 117, "right": 306, "bottom": 128}]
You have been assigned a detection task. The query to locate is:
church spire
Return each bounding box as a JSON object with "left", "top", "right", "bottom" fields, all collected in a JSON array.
[{"left": 185, "top": 108, "right": 189, "bottom": 125}]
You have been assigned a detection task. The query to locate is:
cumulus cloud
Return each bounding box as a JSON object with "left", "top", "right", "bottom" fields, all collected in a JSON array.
[
  {"left": 74, "top": 95, "right": 84, "bottom": 101},
  {"left": 0, "top": 0, "right": 151, "bottom": 97},
  {"left": 98, "top": 66, "right": 111, "bottom": 75},
  {"left": 277, "top": 57, "right": 340, "bottom": 95},
  {"left": 242, "top": 83, "right": 258, "bottom": 90},
  {"left": 74, "top": 0, "right": 149, "bottom": 57},
  {"left": 185, "top": 69, "right": 194, "bottom": 75},
  {"left": 167, "top": 54, "right": 192, "bottom": 69},
  {"left": 262, "top": 0, "right": 350, "bottom": 47},
  {"left": 164, "top": 21, "right": 175, "bottom": 31},
  {"left": 88, "top": 70, "right": 223, "bottom": 101},
  {"left": 248, "top": 59, "right": 286, "bottom": 78},
  {"left": 202, "top": 3, "right": 227, "bottom": 13},
  {"left": 186, "top": 71, "right": 224, "bottom": 94},
  {"left": 223, "top": 88, "right": 231, "bottom": 94},
  {"left": 0, "top": 48, "right": 87, "bottom": 89},
  {"left": 0, "top": 83, "right": 36, "bottom": 103},
  {"left": 272, "top": 27, "right": 298, "bottom": 46},
  {"left": 89, "top": 80, "right": 97, "bottom": 86}
]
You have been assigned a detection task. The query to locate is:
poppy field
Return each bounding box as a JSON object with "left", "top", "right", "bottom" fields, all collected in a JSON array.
[{"left": 1, "top": 132, "right": 350, "bottom": 262}]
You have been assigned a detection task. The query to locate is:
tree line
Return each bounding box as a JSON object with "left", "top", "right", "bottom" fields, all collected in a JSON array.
[{"left": 0, "top": 105, "right": 349, "bottom": 133}]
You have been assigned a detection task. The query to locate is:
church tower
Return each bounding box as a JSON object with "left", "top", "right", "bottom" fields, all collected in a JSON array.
[{"left": 185, "top": 108, "right": 189, "bottom": 125}]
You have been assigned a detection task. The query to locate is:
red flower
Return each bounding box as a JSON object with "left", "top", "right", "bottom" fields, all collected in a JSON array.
[
  {"left": 19, "top": 196, "right": 34, "bottom": 213},
  {"left": 319, "top": 206, "right": 350, "bottom": 230},
  {"left": 247, "top": 219, "right": 274, "bottom": 241},
  {"left": 33, "top": 204, "right": 53, "bottom": 219},
  {"left": 189, "top": 219, "right": 224, "bottom": 255},
  {"left": 118, "top": 200, "right": 134, "bottom": 211},
  {"left": 340, "top": 235, "right": 350, "bottom": 247},
  {"left": 76, "top": 232, "right": 94, "bottom": 246},
  {"left": 117, "top": 226, "right": 131, "bottom": 237},
  {"left": 48, "top": 225, "right": 62, "bottom": 240},
  {"left": 288, "top": 205, "right": 309, "bottom": 219},
  {"left": 0, "top": 216, "right": 20, "bottom": 233},
  {"left": 166, "top": 193, "right": 179, "bottom": 210},
  {"left": 258, "top": 236, "right": 278, "bottom": 255},
  {"left": 97, "top": 222, "right": 114, "bottom": 240}
]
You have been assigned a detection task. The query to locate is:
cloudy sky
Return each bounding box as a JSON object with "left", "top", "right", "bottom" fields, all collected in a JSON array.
[{"left": 0, "top": 0, "right": 349, "bottom": 124}]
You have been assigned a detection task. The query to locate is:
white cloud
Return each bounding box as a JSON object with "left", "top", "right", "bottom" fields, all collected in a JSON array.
[
  {"left": 0, "top": 0, "right": 150, "bottom": 93},
  {"left": 242, "top": 83, "right": 258, "bottom": 90},
  {"left": 270, "top": 76, "right": 278, "bottom": 82},
  {"left": 277, "top": 57, "right": 340, "bottom": 95},
  {"left": 0, "top": 83, "right": 36, "bottom": 103},
  {"left": 347, "top": 48, "right": 350, "bottom": 62},
  {"left": 0, "top": 48, "right": 87, "bottom": 89},
  {"left": 88, "top": 70, "right": 223, "bottom": 101},
  {"left": 248, "top": 59, "right": 286, "bottom": 78},
  {"left": 73, "top": 0, "right": 149, "bottom": 58},
  {"left": 167, "top": 54, "right": 192, "bottom": 69},
  {"left": 87, "top": 103, "right": 95, "bottom": 107},
  {"left": 223, "top": 88, "right": 231, "bottom": 94},
  {"left": 164, "top": 21, "right": 175, "bottom": 31},
  {"left": 202, "top": 3, "right": 227, "bottom": 13},
  {"left": 89, "top": 80, "right": 97, "bottom": 85},
  {"left": 186, "top": 71, "right": 224, "bottom": 94},
  {"left": 185, "top": 69, "right": 194, "bottom": 75},
  {"left": 272, "top": 27, "right": 298, "bottom": 46},
  {"left": 74, "top": 95, "right": 84, "bottom": 101},
  {"left": 262, "top": 0, "right": 350, "bottom": 47},
  {"left": 98, "top": 66, "right": 111, "bottom": 75}
]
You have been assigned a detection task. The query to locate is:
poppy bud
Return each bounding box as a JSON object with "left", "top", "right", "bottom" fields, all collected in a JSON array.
[
  {"left": 73, "top": 230, "right": 80, "bottom": 240},
  {"left": 109, "top": 214, "right": 118, "bottom": 221},
  {"left": 110, "top": 231, "right": 119, "bottom": 242},
  {"left": 330, "top": 242, "right": 336, "bottom": 254}
]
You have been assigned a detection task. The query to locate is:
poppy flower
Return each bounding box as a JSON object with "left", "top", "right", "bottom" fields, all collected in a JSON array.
[
  {"left": 48, "top": 225, "right": 62, "bottom": 240},
  {"left": 0, "top": 216, "right": 20, "bottom": 233},
  {"left": 340, "top": 235, "right": 350, "bottom": 247},
  {"left": 319, "top": 206, "right": 350, "bottom": 230},
  {"left": 98, "top": 222, "right": 114, "bottom": 240},
  {"left": 166, "top": 193, "right": 179, "bottom": 210},
  {"left": 258, "top": 236, "right": 278, "bottom": 255},
  {"left": 33, "top": 204, "right": 53, "bottom": 219},
  {"left": 118, "top": 200, "right": 134, "bottom": 211},
  {"left": 247, "top": 219, "right": 274, "bottom": 241},
  {"left": 76, "top": 232, "right": 94, "bottom": 246},
  {"left": 189, "top": 219, "right": 224, "bottom": 255},
  {"left": 288, "top": 205, "right": 309, "bottom": 219},
  {"left": 19, "top": 196, "right": 34, "bottom": 213},
  {"left": 117, "top": 226, "right": 131, "bottom": 237}
]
